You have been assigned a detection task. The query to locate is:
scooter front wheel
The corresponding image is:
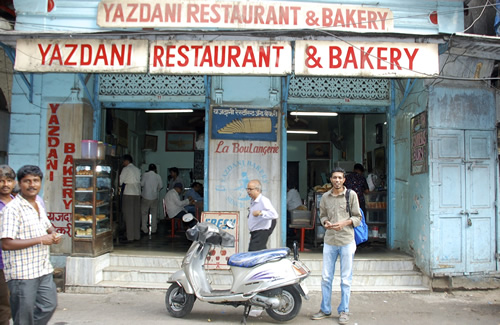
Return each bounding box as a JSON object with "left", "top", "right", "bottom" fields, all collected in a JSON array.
[
  {"left": 165, "top": 282, "right": 195, "bottom": 318},
  {"left": 265, "top": 285, "right": 302, "bottom": 322}
]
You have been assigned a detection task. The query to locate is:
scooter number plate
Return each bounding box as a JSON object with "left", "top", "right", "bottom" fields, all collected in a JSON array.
[{"left": 300, "top": 282, "right": 309, "bottom": 296}]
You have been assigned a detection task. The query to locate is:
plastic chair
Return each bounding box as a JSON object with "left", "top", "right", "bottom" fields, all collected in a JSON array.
[
  {"left": 163, "top": 199, "right": 182, "bottom": 238},
  {"left": 288, "top": 208, "right": 316, "bottom": 252}
]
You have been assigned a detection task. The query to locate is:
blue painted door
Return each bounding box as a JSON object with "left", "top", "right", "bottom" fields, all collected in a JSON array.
[{"left": 431, "top": 129, "right": 496, "bottom": 274}]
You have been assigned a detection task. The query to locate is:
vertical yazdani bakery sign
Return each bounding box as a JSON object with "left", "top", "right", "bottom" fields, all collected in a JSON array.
[{"left": 97, "top": 0, "right": 394, "bottom": 32}]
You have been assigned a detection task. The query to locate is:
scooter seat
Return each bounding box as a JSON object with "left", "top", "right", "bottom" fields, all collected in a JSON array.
[{"left": 227, "top": 248, "right": 290, "bottom": 268}]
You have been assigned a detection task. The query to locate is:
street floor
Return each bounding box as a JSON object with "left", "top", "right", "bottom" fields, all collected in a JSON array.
[{"left": 47, "top": 288, "right": 500, "bottom": 325}]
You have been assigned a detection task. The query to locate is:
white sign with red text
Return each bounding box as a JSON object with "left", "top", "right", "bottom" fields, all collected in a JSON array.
[
  {"left": 295, "top": 40, "right": 439, "bottom": 77},
  {"left": 15, "top": 39, "right": 149, "bottom": 73},
  {"left": 97, "top": 0, "right": 394, "bottom": 32},
  {"left": 150, "top": 40, "right": 292, "bottom": 75}
]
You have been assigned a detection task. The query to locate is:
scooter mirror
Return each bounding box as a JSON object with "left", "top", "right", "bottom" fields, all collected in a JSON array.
[
  {"left": 225, "top": 220, "right": 235, "bottom": 229},
  {"left": 182, "top": 213, "right": 195, "bottom": 223}
]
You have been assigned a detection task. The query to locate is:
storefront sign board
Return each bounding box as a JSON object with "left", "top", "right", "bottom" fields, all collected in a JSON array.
[
  {"left": 97, "top": 0, "right": 394, "bottom": 32},
  {"left": 150, "top": 40, "right": 292, "bottom": 75},
  {"left": 411, "top": 111, "right": 428, "bottom": 175},
  {"left": 295, "top": 41, "right": 439, "bottom": 77},
  {"left": 44, "top": 103, "right": 93, "bottom": 254},
  {"left": 211, "top": 106, "right": 279, "bottom": 141},
  {"left": 15, "top": 39, "right": 149, "bottom": 73},
  {"left": 201, "top": 211, "right": 239, "bottom": 270}
]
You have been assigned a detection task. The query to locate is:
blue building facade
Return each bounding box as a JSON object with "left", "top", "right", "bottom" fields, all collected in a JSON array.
[{"left": 1, "top": 0, "right": 499, "bottom": 278}]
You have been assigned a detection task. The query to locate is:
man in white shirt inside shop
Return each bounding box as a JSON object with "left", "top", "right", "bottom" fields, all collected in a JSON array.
[
  {"left": 140, "top": 164, "right": 163, "bottom": 235},
  {"left": 164, "top": 183, "right": 196, "bottom": 229},
  {"left": 119, "top": 154, "right": 141, "bottom": 242}
]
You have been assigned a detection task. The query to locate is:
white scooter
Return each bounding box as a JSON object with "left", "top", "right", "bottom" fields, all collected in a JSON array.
[{"left": 165, "top": 216, "right": 311, "bottom": 324}]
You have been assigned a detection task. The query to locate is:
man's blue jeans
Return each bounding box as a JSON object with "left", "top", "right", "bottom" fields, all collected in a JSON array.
[{"left": 320, "top": 240, "right": 356, "bottom": 315}]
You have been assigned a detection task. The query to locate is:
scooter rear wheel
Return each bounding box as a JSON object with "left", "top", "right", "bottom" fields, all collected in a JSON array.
[
  {"left": 265, "top": 285, "right": 302, "bottom": 322},
  {"left": 165, "top": 283, "right": 195, "bottom": 318}
]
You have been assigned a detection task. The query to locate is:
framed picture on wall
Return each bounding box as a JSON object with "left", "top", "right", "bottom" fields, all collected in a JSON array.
[
  {"left": 166, "top": 131, "right": 196, "bottom": 151},
  {"left": 144, "top": 134, "right": 158, "bottom": 151},
  {"left": 306, "top": 142, "right": 331, "bottom": 160},
  {"left": 374, "top": 146, "right": 385, "bottom": 174}
]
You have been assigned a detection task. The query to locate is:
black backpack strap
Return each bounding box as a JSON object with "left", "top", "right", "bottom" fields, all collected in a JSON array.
[{"left": 345, "top": 188, "right": 351, "bottom": 217}]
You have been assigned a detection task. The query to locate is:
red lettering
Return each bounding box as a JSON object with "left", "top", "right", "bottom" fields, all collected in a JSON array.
[
  {"left": 64, "top": 143, "right": 75, "bottom": 153},
  {"left": 49, "top": 103, "right": 60, "bottom": 114},
  {"left": 63, "top": 199, "right": 72, "bottom": 210},
  {"left": 103, "top": 3, "right": 114, "bottom": 22},
  {"left": 38, "top": 44, "right": 52, "bottom": 65},
  {"left": 48, "top": 171, "right": 53, "bottom": 181},
  {"left": 259, "top": 46, "right": 270, "bottom": 68},
  {"left": 47, "top": 148, "right": 58, "bottom": 159},
  {"left": 48, "top": 115, "right": 59, "bottom": 125},
  {"left": 63, "top": 176, "right": 73, "bottom": 187},
  {"left": 48, "top": 125, "right": 60, "bottom": 136},
  {"left": 187, "top": 4, "right": 199, "bottom": 23},
  {"left": 63, "top": 165, "right": 73, "bottom": 176},
  {"left": 93, "top": 44, "right": 109, "bottom": 66},
  {"left": 199, "top": 4, "right": 209, "bottom": 23},
  {"left": 334, "top": 9, "right": 345, "bottom": 27},
  {"left": 368, "top": 11, "right": 377, "bottom": 29},
  {"left": 112, "top": 4, "right": 124, "bottom": 22},
  {"left": 63, "top": 155, "right": 73, "bottom": 165},
  {"left": 405, "top": 48, "right": 419, "bottom": 70},
  {"left": 228, "top": 46, "right": 241, "bottom": 67},
  {"left": 345, "top": 9, "right": 356, "bottom": 28},
  {"left": 377, "top": 12, "right": 388, "bottom": 30},
  {"left": 200, "top": 46, "right": 213, "bottom": 67},
  {"left": 62, "top": 188, "right": 72, "bottom": 199},
  {"left": 126, "top": 4, "right": 138, "bottom": 22},
  {"left": 177, "top": 45, "right": 189, "bottom": 67},
  {"left": 390, "top": 48, "right": 402, "bottom": 70},
  {"left": 48, "top": 44, "right": 63, "bottom": 65},
  {"left": 48, "top": 137, "right": 60, "bottom": 147},
  {"left": 139, "top": 3, "right": 151, "bottom": 22},
  {"left": 153, "top": 45, "right": 165, "bottom": 67},
  {"left": 63, "top": 44, "right": 78, "bottom": 66},
  {"left": 329, "top": 46, "right": 342, "bottom": 68},
  {"left": 359, "top": 47, "right": 374, "bottom": 69},
  {"left": 242, "top": 46, "right": 256, "bottom": 67},
  {"left": 343, "top": 47, "right": 358, "bottom": 69},
  {"left": 80, "top": 44, "right": 92, "bottom": 66},
  {"left": 357, "top": 10, "right": 367, "bottom": 29},
  {"left": 377, "top": 47, "right": 388, "bottom": 70},
  {"left": 322, "top": 8, "right": 333, "bottom": 27},
  {"left": 47, "top": 160, "right": 58, "bottom": 170}
]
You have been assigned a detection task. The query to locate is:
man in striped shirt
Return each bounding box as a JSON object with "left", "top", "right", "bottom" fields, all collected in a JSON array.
[{"left": 0, "top": 165, "right": 61, "bottom": 325}]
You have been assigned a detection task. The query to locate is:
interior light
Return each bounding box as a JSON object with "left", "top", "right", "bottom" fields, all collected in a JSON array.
[
  {"left": 290, "top": 112, "right": 338, "bottom": 116},
  {"left": 287, "top": 130, "right": 319, "bottom": 134},
  {"left": 145, "top": 109, "right": 194, "bottom": 113}
]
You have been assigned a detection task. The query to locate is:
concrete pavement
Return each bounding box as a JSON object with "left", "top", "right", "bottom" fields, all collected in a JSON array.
[{"left": 47, "top": 289, "right": 500, "bottom": 325}]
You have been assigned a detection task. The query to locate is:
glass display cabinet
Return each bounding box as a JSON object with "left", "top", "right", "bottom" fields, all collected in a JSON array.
[
  {"left": 72, "top": 159, "right": 113, "bottom": 256},
  {"left": 364, "top": 190, "right": 387, "bottom": 242}
]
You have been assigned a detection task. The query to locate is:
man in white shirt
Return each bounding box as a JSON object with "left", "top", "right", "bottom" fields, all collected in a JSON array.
[
  {"left": 140, "top": 164, "right": 163, "bottom": 234},
  {"left": 119, "top": 154, "right": 141, "bottom": 242},
  {"left": 246, "top": 179, "right": 278, "bottom": 251},
  {"left": 286, "top": 186, "right": 302, "bottom": 212},
  {"left": 164, "top": 183, "right": 196, "bottom": 228}
]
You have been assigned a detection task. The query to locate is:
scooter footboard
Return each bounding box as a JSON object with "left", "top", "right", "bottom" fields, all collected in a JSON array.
[{"left": 168, "top": 270, "right": 195, "bottom": 294}]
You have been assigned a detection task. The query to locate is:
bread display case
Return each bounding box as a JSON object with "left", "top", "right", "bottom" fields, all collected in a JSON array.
[
  {"left": 72, "top": 159, "right": 113, "bottom": 256},
  {"left": 364, "top": 191, "right": 387, "bottom": 242}
]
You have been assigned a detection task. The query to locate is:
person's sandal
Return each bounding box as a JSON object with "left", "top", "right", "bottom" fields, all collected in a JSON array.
[
  {"left": 338, "top": 311, "right": 349, "bottom": 324},
  {"left": 311, "top": 310, "right": 331, "bottom": 320}
]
